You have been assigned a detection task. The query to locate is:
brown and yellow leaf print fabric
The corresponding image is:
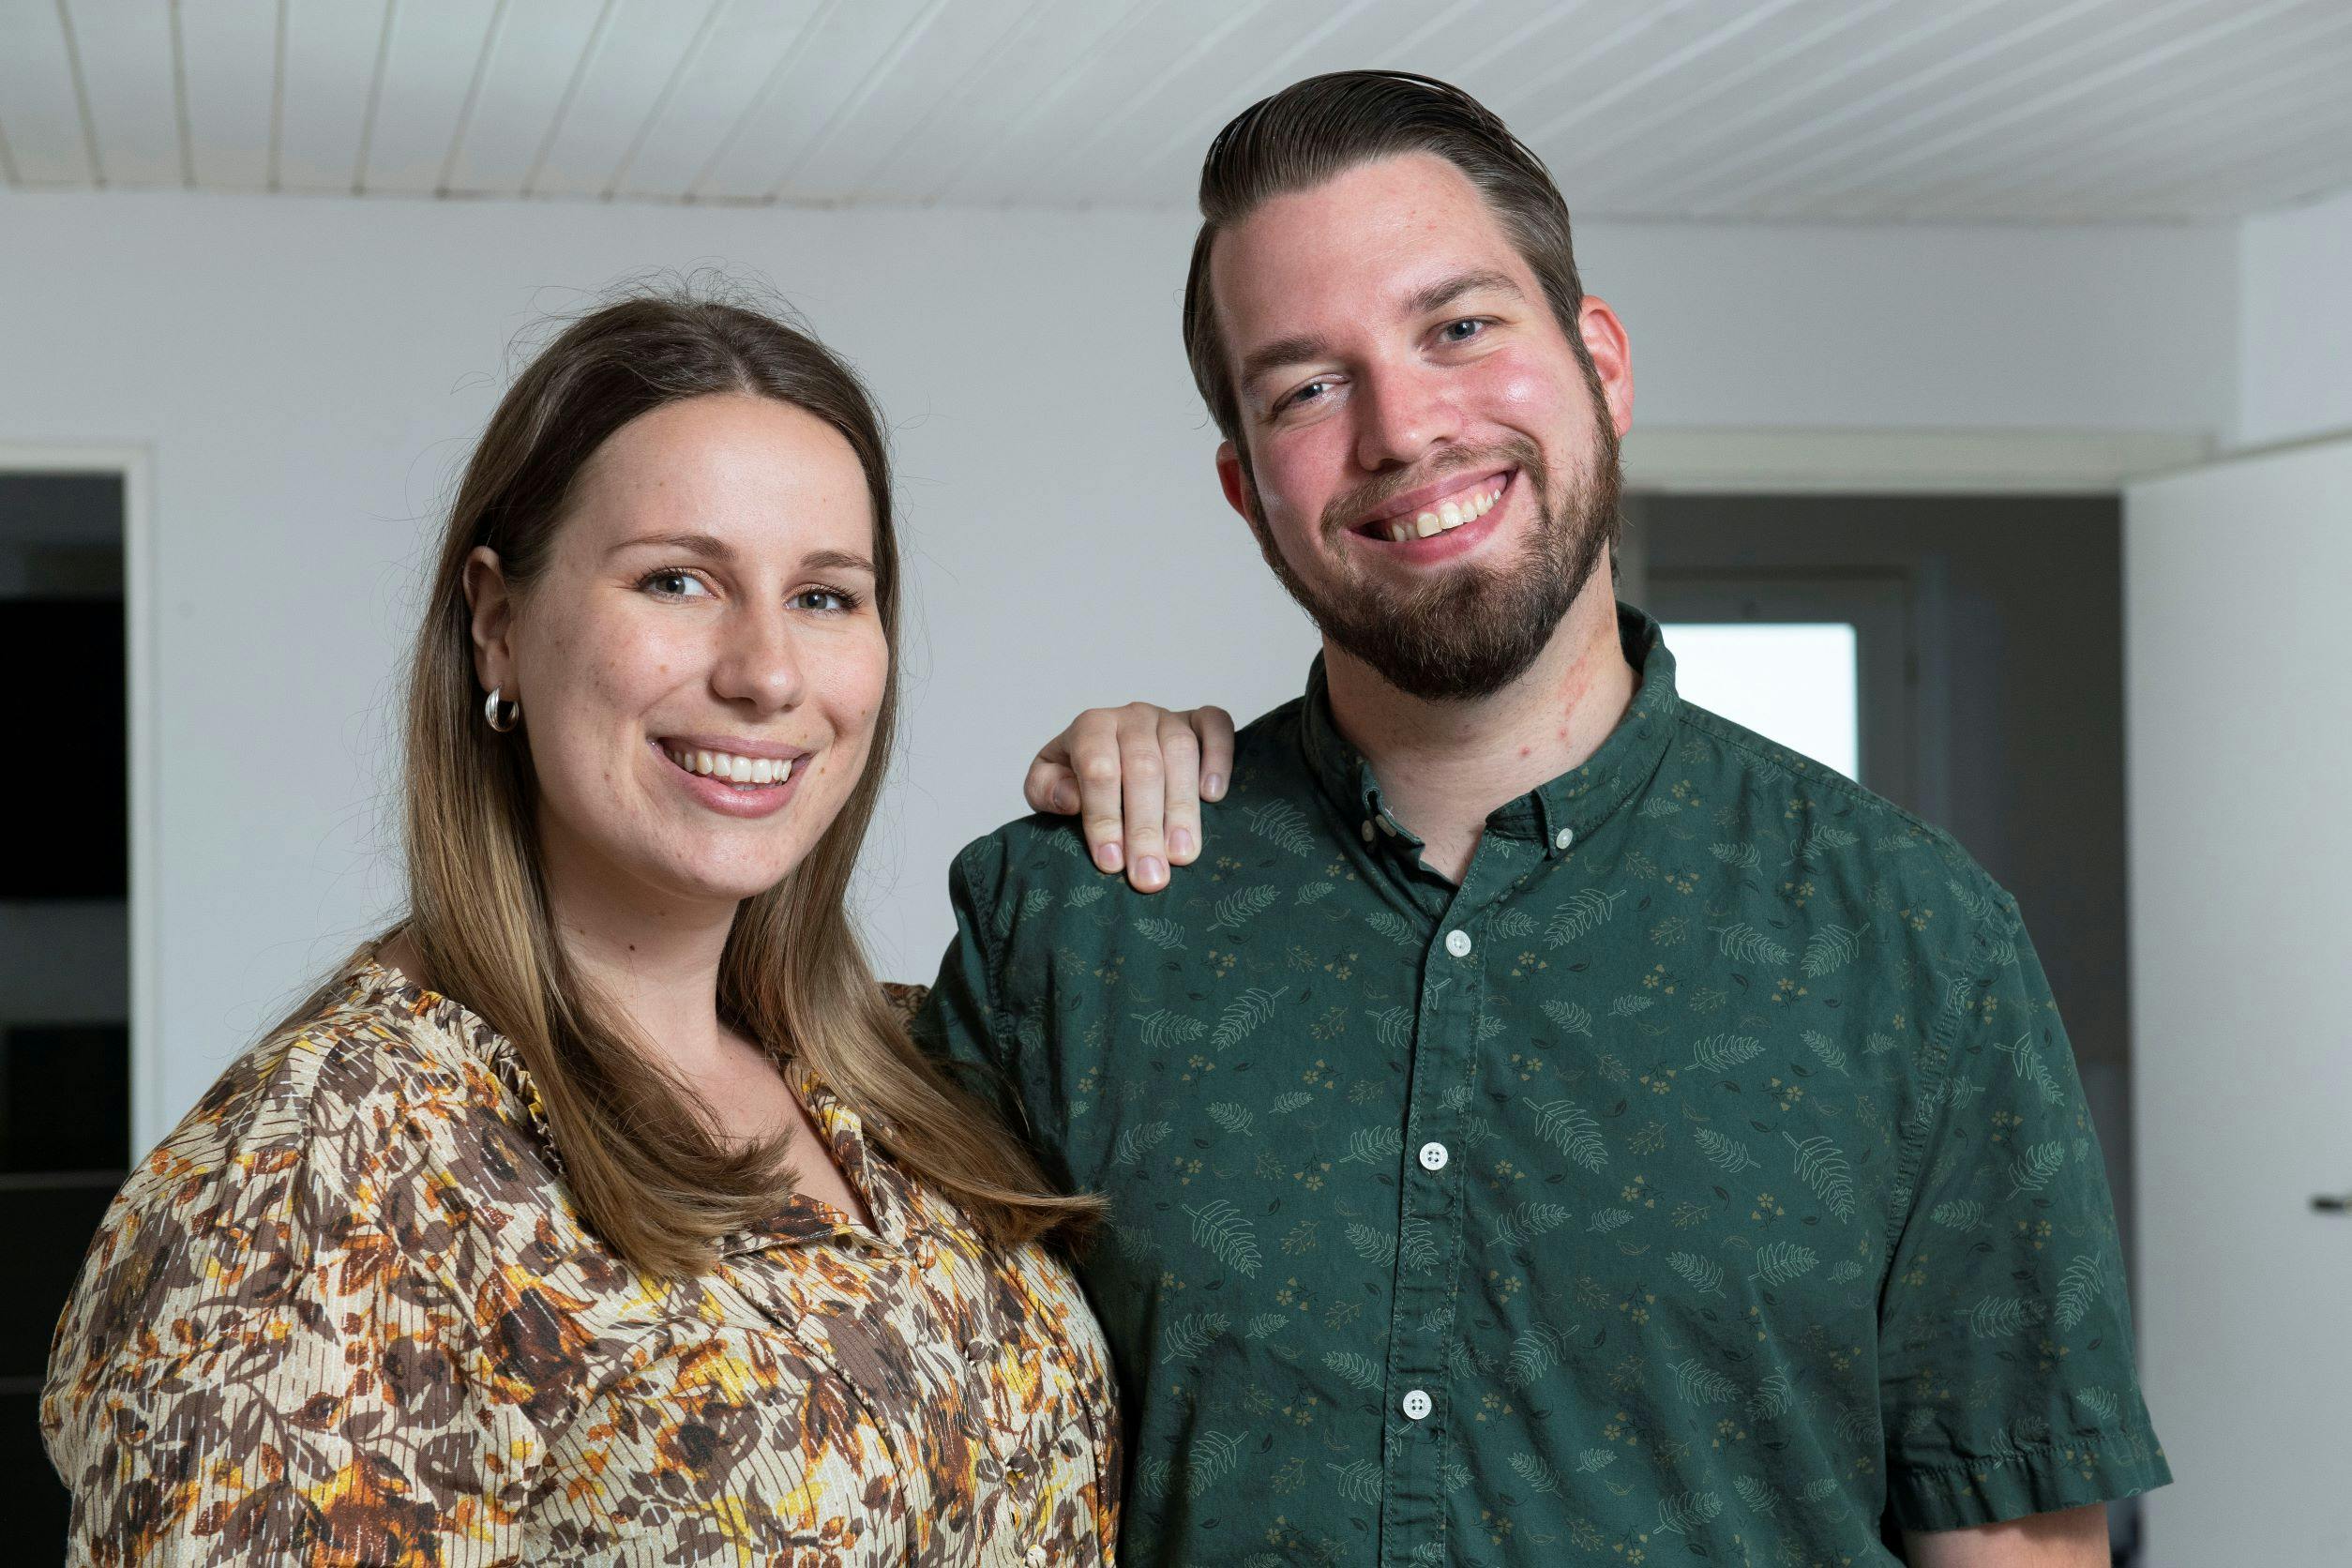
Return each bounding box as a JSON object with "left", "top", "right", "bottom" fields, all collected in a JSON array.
[{"left": 42, "top": 959, "right": 1118, "bottom": 1566}]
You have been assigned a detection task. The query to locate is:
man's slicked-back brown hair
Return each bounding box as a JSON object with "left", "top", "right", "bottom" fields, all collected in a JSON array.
[{"left": 1182, "top": 70, "right": 1589, "bottom": 447}]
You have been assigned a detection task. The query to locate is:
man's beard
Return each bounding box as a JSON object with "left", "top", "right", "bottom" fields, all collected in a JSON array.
[{"left": 1249, "top": 414, "right": 1622, "bottom": 702}]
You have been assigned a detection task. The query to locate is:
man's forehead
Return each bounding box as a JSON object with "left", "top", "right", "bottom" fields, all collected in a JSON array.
[{"left": 1211, "top": 154, "right": 1532, "bottom": 345}]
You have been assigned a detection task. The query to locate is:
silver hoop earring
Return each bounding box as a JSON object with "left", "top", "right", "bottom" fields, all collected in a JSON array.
[{"left": 484, "top": 686, "right": 519, "bottom": 732}]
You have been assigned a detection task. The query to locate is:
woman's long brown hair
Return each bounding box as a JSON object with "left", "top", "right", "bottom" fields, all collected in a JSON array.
[{"left": 372, "top": 292, "right": 1093, "bottom": 1276}]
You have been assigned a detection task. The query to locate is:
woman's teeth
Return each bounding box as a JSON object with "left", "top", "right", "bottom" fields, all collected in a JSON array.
[
  {"left": 1384, "top": 478, "right": 1505, "bottom": 542},
  {"left": 665, "top": 746, "right": 794, "bottom": 787}
]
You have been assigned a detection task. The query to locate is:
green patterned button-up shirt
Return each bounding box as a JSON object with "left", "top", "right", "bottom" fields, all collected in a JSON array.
[{"left": 915, "top": 607, "right": 2168, "bottom": 1567}]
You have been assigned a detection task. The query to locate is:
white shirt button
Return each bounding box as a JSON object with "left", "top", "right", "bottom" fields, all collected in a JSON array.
[
  {"left": 1444, "top": 928, "right": 1472, "bottom": 958},
  {"left": 1554, "top": 825, "right": 1576, "bottom": 851},
  {"left": 1377, "top": 814, "right": 1397, "bottom": 836},
  {"left": 1360, "top": 819, "right": 1375, "bottom": 843},
  {"left": 1401, "top": 1388, "right": 1433, "bottom": 1421},
  {"left": 1418, "top": 1141, "right": 1449, "bottom": 1172}
]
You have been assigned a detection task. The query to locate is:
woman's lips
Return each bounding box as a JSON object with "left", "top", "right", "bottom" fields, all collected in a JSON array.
[{"left": 650, "top": 738, "right": 804, "bottom": 819}]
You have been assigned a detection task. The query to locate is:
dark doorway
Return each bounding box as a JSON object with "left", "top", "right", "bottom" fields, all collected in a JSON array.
[{"left": 1, "top": 472, "right": 131, "bottom": 1555}]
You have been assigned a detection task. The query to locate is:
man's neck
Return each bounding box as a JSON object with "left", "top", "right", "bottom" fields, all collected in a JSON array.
[{"left": 1322, "top": 575, "right": 1637, "bottom": 883}]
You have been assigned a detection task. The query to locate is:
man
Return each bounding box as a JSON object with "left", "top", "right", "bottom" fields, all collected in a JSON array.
[{"left": 917, "top": 72, "right": 2167, "bottom": 1566}]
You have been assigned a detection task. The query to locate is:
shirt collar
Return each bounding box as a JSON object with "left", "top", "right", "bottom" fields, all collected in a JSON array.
[
  {"left": 721, "top": 1059, "right": 914, "bottom": 1258},
  {"left": 1298, "top": 602, "right": 1681, "bottom": 858}
]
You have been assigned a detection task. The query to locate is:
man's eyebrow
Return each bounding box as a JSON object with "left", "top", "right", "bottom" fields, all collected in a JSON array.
[
  {"left": 607, "top": 531, "right": 734, "bottom": 561},
  {"left": 1406, "top": 268, "right": 1526, "bottom": 317},
  {"left": 1238, "top": 332, "right": 1334, "bottom": 392}
]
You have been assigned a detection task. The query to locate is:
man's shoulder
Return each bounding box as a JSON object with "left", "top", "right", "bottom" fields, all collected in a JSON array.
[{"left": 1666, "top": 698, "right": 2014, "bottom": 924}]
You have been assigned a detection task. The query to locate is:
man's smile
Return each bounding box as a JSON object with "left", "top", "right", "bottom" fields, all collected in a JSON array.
[{"left": 1350, "top": 467, "right": 1515, "bottom": 541}]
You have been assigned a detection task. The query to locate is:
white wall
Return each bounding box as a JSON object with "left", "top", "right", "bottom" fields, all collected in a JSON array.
[
  {"left": 2237, "top": 186, "right": 2352, "bottom": 447},
  {"left": 1580, "top": 219, "right": 2237, "bottom": 434},
  {"left": 0, "top": 189, "right": 2239, "bottom": 1142}
]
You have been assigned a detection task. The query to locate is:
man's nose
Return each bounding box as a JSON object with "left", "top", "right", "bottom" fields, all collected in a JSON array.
[
  {"left": 711, "top": 606, "right": 806, "bottom": 713},
  {"left": 1352, "top": 362, "right": 1461, "bottom": 472}
]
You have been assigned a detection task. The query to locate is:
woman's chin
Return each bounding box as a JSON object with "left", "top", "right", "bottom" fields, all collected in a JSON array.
[{"left": 629, "top": 845, "right": 807, "bottom": 912}]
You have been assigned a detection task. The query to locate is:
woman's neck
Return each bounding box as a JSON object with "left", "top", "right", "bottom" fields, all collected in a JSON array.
[{"left": 535, "top": 832, "right": 744, "bottom": 1076}]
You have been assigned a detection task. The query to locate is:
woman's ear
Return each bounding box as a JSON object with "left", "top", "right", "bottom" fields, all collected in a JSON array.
[{"left": 463, "top": 546, "right": 516, "bottom": 696}]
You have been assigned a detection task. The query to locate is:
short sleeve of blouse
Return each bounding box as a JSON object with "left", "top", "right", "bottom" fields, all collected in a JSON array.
[{"left": 41, "top": 1026, "right": 544, "bottom": 1564}]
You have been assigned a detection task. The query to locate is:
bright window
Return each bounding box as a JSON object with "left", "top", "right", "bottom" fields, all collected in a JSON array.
[{"left": 1661, "top": 622, "right": 1861, "bottom": 783}]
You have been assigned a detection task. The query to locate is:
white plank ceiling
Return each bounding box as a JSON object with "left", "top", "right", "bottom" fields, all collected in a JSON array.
[{"left": 3, "top": 0, "right": 2348, "bottom": 220}]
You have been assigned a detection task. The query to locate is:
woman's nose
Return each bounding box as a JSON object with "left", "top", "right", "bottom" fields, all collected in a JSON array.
[{"left": 710, "top": 609, "right": 806, "bottom": 712}]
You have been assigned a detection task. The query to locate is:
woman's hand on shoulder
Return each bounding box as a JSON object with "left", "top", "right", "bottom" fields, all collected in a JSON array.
[{"left": 1025, "top": 704, "right": 1235, "bottom": 895}]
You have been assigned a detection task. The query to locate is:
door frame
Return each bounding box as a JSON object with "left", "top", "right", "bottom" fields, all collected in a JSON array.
[{"left": 1, "top": 443, "right": 158, "bottom": 1158}]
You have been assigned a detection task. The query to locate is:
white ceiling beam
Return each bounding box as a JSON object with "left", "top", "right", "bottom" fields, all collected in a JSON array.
[
  {"left": 0, "top": 4, "right": 94, "bottom": 184},
  {"left": 63, "top": 0, "right": 181, "bottom": 188},
  {"left": 443, "top": 0, "right": 611, "bottom": 195},
  {"left": 1911, "top": 16, "right": 2352, "bottom": 218},
  {"left": 177, "top": 0, "right": 281, "bottom": 189},
  {"left": 274, "top": 0, "right": 389, "bottom": 191},
  {"left": 356, "top": 0, "right": 505, "bottom": 194}
]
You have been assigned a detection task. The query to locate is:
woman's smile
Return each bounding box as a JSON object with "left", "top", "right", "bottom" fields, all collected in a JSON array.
[{"left": 648, "top": 733, "right": 810, "bottom": 820}]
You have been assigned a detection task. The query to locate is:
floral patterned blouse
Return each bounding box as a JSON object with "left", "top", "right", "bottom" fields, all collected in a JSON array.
[{"left": 42, "top": 957, "right": 1118, "bottom": 1566}]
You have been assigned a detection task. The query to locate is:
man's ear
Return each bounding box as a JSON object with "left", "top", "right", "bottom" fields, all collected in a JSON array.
[
  {"left": 1216, "top": 440, "right": 1259, "bottom": 529},
  {"left": 463, "top": 546, "right": 517, "bottom": 696},
  {"left": 1576, "top": 296, "right": 1636, "bottom": 440}
]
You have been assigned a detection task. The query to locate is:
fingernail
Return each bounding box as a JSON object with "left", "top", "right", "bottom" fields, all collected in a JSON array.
[
  {"left": 1139, "top": 856, "right": 1167, "bottom": 888},
  {"left": 1204, "top": 774, "right": 1225, "bottom": 799},
  {"left": 1054, "top": 783, "right": 1078, "bottom": 812},
  {"left": 1171, "top": 828, "right": 1195, "bottom": 859},
  {"left": 1098, "top": 842, "right": 1123, "bottom": 872}
]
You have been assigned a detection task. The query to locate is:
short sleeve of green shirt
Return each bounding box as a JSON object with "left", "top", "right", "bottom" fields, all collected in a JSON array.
[
  {"left": 915, "top": 832, "right": 1081, "bottom": 1189},
  {"left": 915, "top": 837, "right": 1018, "bottom": 1100},
  {"left": 1877, "top": 882, "right": 2170, "bottom": 1530}
]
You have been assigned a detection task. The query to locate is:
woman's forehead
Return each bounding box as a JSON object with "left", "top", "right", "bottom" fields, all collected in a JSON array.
[{"left": 567, "top": 393, "right": 875, "bottom": 562}]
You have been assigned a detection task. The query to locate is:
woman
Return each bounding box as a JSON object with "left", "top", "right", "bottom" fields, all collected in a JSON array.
[{"left": 41, "top": 294, "right": 1222, "bottom": 1564}]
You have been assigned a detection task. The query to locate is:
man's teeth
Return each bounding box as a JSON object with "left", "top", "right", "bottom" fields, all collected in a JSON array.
[
  {"left": 665, "top": 746, "right": 794, "bottom": 786},
  {"left": 1384, "top": 478, "right": 1505, "bottom": 543}
]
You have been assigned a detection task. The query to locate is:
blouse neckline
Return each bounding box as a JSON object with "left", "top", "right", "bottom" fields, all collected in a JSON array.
[{"left": 344, "top": 951, "right": 912, "bottom": 1258}]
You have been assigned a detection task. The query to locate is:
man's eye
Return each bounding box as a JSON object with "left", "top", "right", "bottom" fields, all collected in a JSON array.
[
  {"left": 1283, "top": 379, "right": 1333, "bottom": 410},
  {"left": 1441, "top": 318, "right": 1486, "bottom": 343}
]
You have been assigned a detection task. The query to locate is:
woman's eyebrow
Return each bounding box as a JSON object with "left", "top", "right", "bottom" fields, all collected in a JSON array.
[
  {"left": 802, "top": 548, "right": 877, "bottom": 576},
  {"left": 606, "top": 531, "right": 733, "bottom": 561}
]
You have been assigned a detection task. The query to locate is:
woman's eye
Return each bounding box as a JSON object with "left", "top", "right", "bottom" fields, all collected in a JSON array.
[
  {"left": 642, "top": 569, "right": 709, "bottom": 598},
  {"left": 792, "top": 587, "right": 854, "bottom": 612}
]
